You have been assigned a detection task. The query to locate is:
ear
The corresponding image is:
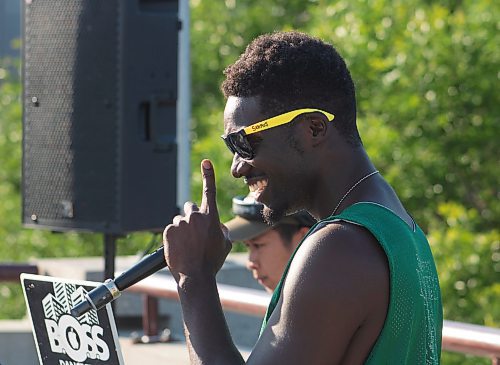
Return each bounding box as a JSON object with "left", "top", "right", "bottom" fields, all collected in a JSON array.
[{"left": 307, "top": 113, "right": 328, "bottom": 146}]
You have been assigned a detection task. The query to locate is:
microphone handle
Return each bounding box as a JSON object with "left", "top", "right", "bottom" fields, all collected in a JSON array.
[
  {"left": 71, "top": 246, "right": 167, "bottom": 317},
  {"left": 114, "top": 246, "right": 167, "bottom": 290}
]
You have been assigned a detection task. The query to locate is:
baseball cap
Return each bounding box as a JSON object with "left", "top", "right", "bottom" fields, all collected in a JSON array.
[{"left": 224, "top": 195, "right": 316, "bottom": 242}]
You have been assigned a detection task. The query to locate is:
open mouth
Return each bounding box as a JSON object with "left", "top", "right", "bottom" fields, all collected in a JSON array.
[
  {"left": 248, "top": 178, "right": 268, "bottom": 193},
  {"left": 244, "top": 175, "right": 269, "bottom": 201}
]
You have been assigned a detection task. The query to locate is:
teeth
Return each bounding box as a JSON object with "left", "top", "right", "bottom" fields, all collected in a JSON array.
[{"left": 248, "top": 179, "right": 268, "bottom": 193}]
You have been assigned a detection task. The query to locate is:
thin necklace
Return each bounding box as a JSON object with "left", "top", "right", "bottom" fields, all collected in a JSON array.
[{"left": 331, "top": 170, "right": 379, "bottom": 216}]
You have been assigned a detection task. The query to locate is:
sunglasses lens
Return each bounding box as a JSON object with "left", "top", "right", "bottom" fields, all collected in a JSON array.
[{"left": 227, "top": 133, "right": 254, "bottom": 159}]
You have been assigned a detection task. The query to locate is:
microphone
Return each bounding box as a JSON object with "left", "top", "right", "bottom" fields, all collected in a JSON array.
[{"left": 71, "top": 246, "right": 166, "bottom": 317}]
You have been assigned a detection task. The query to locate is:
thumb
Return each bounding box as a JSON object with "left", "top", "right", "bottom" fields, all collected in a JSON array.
[{"left": 200, "top": 159, "right": 219, "bottom": 216}]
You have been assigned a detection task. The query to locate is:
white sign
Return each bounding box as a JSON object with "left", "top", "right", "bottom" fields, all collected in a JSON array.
[{"left": 21, "top": 274, "right": 124, "bottom": 365}]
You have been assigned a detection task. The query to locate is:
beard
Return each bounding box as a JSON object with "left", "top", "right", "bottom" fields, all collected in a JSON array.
[
  {"left": 260, "top": 177, "right": 313, "bottom": 226},
  {"left": 261, "top": 199, "right": 305, "bottom": 225},
  {"left": 261, "top": 205, "right": 287, "bottom": 225},
  {"left": 259, "top": 140, "right": 312, "bottom": 225}
]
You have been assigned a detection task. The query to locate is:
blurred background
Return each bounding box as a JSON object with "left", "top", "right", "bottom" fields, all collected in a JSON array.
[{"left": 0, "top": 0, "right": 498, "bottom": 364}]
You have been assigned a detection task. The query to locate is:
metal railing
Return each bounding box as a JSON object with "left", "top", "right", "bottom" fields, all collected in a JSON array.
[
  {"left": 442, "top": 321, "right": 500, "bottom": 365},
  {"left": 128, "top": 274, "right": 500, "bottom": 364},
  {"left": 1, "top": 264, "right": 499, "bottom": 363}
]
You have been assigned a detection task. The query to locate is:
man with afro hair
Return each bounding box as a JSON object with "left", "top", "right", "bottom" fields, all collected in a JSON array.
[{"left": 163, "top": 31, "right": 442, "bottom": 364}]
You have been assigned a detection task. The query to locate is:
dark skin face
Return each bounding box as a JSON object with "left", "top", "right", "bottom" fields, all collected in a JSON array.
[
  {"left": 223, "top": 95, "right": 415, "bottom": 228},
  {"left": 223, "top": 96, "right": 328, "bottom": 223}
]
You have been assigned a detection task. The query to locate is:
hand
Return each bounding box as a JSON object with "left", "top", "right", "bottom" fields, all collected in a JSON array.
[{"left": 163, "top": 159, "right": 232, "bottom": 282}]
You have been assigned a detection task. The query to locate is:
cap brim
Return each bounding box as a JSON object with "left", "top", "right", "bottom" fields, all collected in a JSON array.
[{"left": 224, "top": 216, "right": 272, "bottom": 242}]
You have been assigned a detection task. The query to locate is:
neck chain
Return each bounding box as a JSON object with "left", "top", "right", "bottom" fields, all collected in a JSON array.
[{"left": 331, "top": 170, "right": 379, "bottom": 216}]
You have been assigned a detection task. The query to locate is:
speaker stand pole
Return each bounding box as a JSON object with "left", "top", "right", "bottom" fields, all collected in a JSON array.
[{"left": 103, "top": 234, "right": 117, "bottom": 281}]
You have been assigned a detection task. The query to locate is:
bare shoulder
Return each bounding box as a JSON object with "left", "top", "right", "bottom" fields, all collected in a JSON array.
[
  {"left": 249, "top": 221, "right": 389, "bottom": 365},
  {"left": 292, "top": 220, "right": 389, "bottom": 285},
  {"left": 284, "top": 220, "right": 389, "bottom": 319}
]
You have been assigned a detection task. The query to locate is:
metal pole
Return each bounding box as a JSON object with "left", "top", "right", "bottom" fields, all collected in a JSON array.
[
  {"left": 177, "top": 0, "right": 191, "bottom": 207},
  {"left": 0, "top": 263, "right": 38, "bottom": 281},
  {"left": 103, "top": 234, "right": 117, "bottom": 281},
  {"left": 143, "top": 295, "right": 159, "bottom": 337}
]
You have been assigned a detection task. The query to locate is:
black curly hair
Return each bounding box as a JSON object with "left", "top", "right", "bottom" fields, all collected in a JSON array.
[{"left": 222, "top": 31, "right": 361, "bottom": 146}]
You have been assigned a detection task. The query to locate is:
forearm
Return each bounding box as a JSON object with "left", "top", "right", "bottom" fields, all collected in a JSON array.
[{"left": 178, "top": 274, "right": 245, "bottom": 365}]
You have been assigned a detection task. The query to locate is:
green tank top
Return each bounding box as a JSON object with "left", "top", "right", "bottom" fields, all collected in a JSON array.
[{"left": 260, "top": 202, "right": 443, "bottom": 364}]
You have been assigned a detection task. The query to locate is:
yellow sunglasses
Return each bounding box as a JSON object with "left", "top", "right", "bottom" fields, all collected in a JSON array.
[{"left": 222, "top": 108, "right": 334, "bottom": 160}]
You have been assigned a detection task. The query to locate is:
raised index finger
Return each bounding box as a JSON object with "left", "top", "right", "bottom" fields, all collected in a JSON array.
[{"left": 200, "top": 159, "right": 219, "bottom": 216}]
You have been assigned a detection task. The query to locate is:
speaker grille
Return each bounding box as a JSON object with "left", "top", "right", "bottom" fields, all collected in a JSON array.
[
  {"left": 23, "top": 0, "right": 120, "bottom": 229},
  {"left": 22, "top": 0, "right": 179, "bottom": 233}
]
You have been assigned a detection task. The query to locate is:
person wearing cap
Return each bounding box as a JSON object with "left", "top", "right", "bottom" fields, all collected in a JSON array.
[{"left": 225, "top": 195, "right": 315, "bottom": 292}]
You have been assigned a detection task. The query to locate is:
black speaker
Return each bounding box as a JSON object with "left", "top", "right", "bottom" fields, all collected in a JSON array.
[{"left": 22, "top": 0, "right": 180, "bottom": 234}]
